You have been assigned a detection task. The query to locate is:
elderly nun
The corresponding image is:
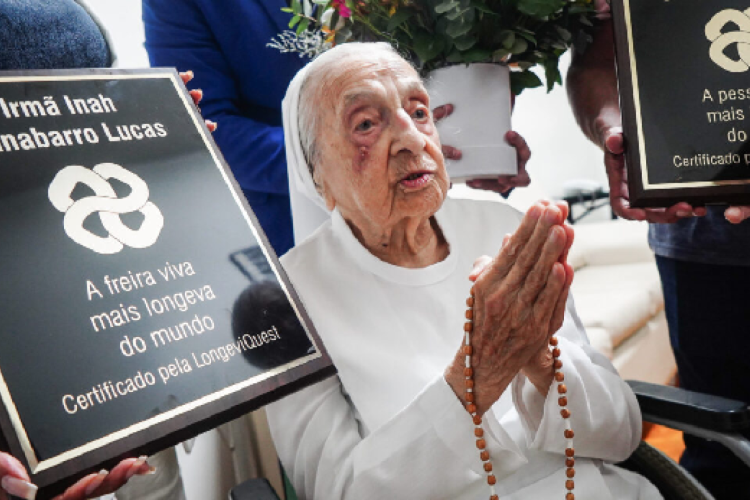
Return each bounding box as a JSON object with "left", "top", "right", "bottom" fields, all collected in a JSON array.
[{"left": 267, "top": 42, "right": 662, "bottom": 500}]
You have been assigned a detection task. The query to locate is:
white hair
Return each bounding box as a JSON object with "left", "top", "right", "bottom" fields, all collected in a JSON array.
[{"left": 297, "top": 42, "right": 405, "bottom": 181}]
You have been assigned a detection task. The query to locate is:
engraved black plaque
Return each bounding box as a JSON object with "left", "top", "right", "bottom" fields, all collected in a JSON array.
[
  {"left": 0, "top": 69, "right": 334, "bottom": 498},
  {"left": 612, "top": 0, "right": 750, "bottom": 207}
]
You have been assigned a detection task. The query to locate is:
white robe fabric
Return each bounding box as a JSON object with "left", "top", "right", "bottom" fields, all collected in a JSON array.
[{"left": 267, "top": 197, "right": 663, "bottom": 500}]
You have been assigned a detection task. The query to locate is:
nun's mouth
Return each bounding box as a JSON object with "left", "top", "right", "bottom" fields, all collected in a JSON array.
[{"left": 400, "top": 171, "right": 433, "bottom": 190}]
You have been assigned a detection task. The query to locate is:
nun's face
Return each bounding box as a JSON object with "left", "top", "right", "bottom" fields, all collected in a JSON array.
[{"left": 313, "top": 54, "right": 449, "bottom": 236}]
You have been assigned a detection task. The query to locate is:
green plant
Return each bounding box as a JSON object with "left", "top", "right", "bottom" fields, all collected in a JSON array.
[{"left": 271, "top": 0, "right": 598, "bottom": 94}]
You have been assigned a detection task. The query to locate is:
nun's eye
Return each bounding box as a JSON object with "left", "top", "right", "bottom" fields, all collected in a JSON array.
[{"left": 356, "top": 119, "right": 373, "bottom": 132}]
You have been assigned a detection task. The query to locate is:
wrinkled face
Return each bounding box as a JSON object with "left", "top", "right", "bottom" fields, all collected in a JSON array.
[{"left": 313, "top": 54, "right": 449, "bottom": 234}]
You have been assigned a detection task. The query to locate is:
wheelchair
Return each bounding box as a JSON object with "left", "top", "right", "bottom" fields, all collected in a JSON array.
[{"left": 230, "top": 381, "right": 750, "bottom": 500}]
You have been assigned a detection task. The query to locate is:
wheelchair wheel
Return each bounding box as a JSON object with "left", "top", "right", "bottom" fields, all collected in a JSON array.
[{"left": 618, "top": 441, "right": 713, "bottom": 500}]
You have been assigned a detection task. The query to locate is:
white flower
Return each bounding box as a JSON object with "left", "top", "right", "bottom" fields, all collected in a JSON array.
[
  {"left": 320, "top": 8, "right": 345, "bottom": 30},
  {"left": 267, "top": 30, "right": 330, "bottom": 59}
]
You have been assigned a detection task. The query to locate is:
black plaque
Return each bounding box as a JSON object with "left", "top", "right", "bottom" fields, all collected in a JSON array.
[
  {"left": 612, "top": 0, "right": 750, "bottom": 207},
  {"left": 0, "top": 69, "right": 334, "bottom": 498}
]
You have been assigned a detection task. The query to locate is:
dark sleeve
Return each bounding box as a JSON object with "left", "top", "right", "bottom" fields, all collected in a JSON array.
[{"left": 142, "top": 0, "right": 301, "bottom": 196}]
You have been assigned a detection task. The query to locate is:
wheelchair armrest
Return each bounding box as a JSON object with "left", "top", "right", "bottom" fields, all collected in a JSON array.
[
  {"left": 627, "top": 380, "right": 750, "bottom": 433},
  {"left": 229, "top": 478, "right": 280, "bottom": 500}
]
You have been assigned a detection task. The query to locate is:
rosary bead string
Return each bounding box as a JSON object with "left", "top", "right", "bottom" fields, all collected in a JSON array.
[{"left": 465, "top": 295, "right": 574, "bottom": 499}]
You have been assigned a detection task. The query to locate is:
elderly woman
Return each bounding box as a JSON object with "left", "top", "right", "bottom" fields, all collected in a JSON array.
[{"left": 267, "top": 42, "right": 662, "bottom": 500}]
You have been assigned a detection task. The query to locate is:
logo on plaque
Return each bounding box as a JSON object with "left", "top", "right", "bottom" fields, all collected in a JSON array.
[
  {"left": 48, "top": 163, "right": 164, "bottom": 255},
  {"left": 706, "top": 8, "right": 750, "bottom": 73}
]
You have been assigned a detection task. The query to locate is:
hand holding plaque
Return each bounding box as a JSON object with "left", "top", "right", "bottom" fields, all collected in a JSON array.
[
  {"left": 0, "top": 453, "right": 153, "bottom": 500},
  {"left": 611, "top": 0, "right": 750, "bottom": 212},
  {"left": 601, "top": 126, "right": 708, "bottom": 223}
]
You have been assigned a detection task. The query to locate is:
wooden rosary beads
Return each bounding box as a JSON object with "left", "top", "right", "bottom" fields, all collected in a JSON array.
[{"left": 464, "top": 294, "right": 576, "bottom": 500}]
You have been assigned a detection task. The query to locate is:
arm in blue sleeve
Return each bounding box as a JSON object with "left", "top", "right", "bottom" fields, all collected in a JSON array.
[{"left": 142, "top": 0, "right": 292, "bottom": 196}]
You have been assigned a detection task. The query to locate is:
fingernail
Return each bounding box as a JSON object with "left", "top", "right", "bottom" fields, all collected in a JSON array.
[
  {"left": 548, "top": 228, "right": 560, "bottom": 243},
  {"left": 501, "top": 234, "right": 511, "bottom": 248},
  {"left": 126, "top": 456, "right": 148, "bottom": 480},
  {"left": 186, "top": 70, "right": 194, "bottom": 79},
  {"left": 545, "top": 207, "right": 560, "bottom": 223},
  {"left": 84, "top": 470, "right": 108, "bottom": 496},
  {"left": 1, "top": 476, "right": 38, "bottom": 500},
  {"left": 527, "top": 204, "right": 542, "bottom": 219},
  {"left": 145, "top": 465, "right": 157, "bottom": 475},
  {"left": 676, "top": 210, "right": 690, "bottom": 217}
]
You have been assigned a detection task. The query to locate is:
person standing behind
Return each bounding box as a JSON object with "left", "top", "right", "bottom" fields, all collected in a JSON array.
[
  {"left": 142, "top": 0, "right": 306, "bottom": 256},
  {"left": 567, "top": 1, "right": 750, "bottom": 498}
]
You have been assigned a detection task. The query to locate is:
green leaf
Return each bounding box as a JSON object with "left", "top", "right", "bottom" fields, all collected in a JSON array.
[
  {"left": 515, "top": 31, "right": 537, "bottom": 44},
  {"left": 492, "top": 48, "right": 510, "bottom": 61},
  {"left": 510, "top": 70, "right": 543, "bottom": 95},
  {"left": 445, "top": 19, "right": 472, "bottom": 38},
  {"left": 543, "top": 56, "right": 562, "bottom": 91},
  {"left": 515, "top": 61, "right": 534, "bottom": 70},
  {"left": 387, "top": 9, "right": 412, "bottom": 32},
  {"left": 292, "top": 1, "right": 302, "bottom": 15},
  {"left": 453, "top": 35, "right": 477, "bottom": 51},
  {"left": 446, "top": 49, "right": 463, "bottom": 63},
  {"left": 435, "top": 0, "right": 460, "bottom": 14},
  {"left": 579, "top": 15, "right": 593, "bottom": 26},
  {"left": 516, "top": 0, "right": 566, "bottom": 18},
  {"left": 460, "top": 47, "right": 492, "bottom": 63},
  {"left": 281, "top": 7, "right": 294, "bottom": 13},
  {"left": 545, "top": 66, "right": 561, "bottom": 91},
  {"left": 471, "top": 0, "right": 496, "bottom": 14},
  {"left": 555, "top": 26, "right": 572, "bottom": 42},
  {"left": 510, "top": 38, "right": 528, "bottom": 54},
  {"left": 289, "top": 14, "right": 301, "bottom": 28},
  {"left": 446, "top": 7, "right": 470, "bottom": 21},
  {"left": 501, "top": 31, "right": 515, "bottom": 50},
  {"left": 296, "top": 17, "right": 311, "bottom": 34},
  {"left": 413, "top": 32, "right": 447, "bottom": 63}
]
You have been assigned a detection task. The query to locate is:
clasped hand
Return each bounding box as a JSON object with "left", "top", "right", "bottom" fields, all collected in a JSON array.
[{"left": 446, "top": 201, "right": 574, "bottom": 416}]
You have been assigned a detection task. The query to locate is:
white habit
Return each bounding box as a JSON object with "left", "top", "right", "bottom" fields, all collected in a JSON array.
[{"left": 267, "top": 197, "right": 663, "bottom": 500}]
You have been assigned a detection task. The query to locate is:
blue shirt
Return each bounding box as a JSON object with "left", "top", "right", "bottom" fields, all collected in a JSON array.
[
  {"left": 142, "top": 0, "right": 306, "bottom": 255},
  {"left": 649, "top": 206, "right": 750, "bottom": 266}
]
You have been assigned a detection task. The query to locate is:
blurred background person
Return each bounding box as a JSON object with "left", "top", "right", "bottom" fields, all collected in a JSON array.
[{"left": 142, "top": 0, "right": 305, "bottom": 256}]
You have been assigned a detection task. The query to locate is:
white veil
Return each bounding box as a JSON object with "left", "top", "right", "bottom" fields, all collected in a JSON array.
[{"left": 282, "top": 63, "right": 330, "bottom": 245}]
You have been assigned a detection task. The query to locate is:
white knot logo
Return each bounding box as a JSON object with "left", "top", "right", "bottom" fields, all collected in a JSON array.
[
  {"left": 706, "top": 8, "right": 750, "bottom": 73},
  {"left": 48, "top": 163, "right": 164, "bottom": 255}
]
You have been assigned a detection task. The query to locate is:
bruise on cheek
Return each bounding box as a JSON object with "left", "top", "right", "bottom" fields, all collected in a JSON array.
[{"left": 356, "top": 146, "right": 369, "bottom": 171}]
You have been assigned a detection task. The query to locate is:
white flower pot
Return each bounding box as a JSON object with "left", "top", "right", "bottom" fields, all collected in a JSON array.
[{"left": 424, "top": 63, "right": 517, "bottom": 182}]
